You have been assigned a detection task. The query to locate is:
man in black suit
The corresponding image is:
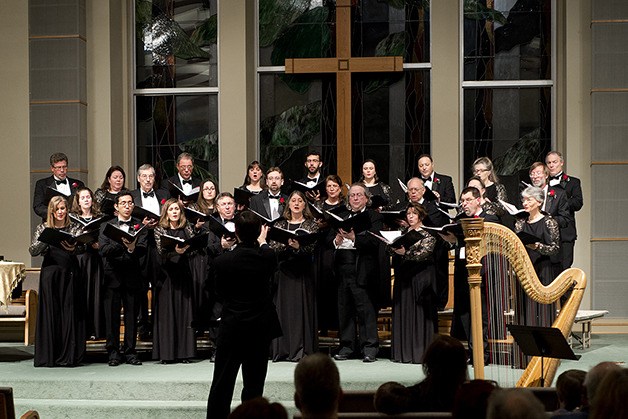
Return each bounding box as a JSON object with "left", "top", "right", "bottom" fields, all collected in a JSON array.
[
  {"left": 440, "top": 187, "right": 499, "bottom": 363},
  {"left": 99, "top": 190, "right": 147, "bottom": 366},
  {"left": 417, "top": 154, "right": 456, "bottom": 205},
  {"left": 545, "top": 151, "right": 583, "bottom": 271},
  {"left": 331, "top": 183, "right": 383, "bottom": 363},
  {"left": 130, "top": 164, "right": 169, "bottom": 340},
  {"left": 299, "top": 150, "right": 324, "bottom": 202},
  {"left": 406, "top": 176, "right": 452, "bottom": 311},
  {"left": 167, "top": 152, "right": 201, "bottom": 204},
  {"left": 33, "top": 152, "right": 85, "bottom": 220},
  {"left": 206, "top": 211, "right": 281, "bottom": 419},
  {"left": 249, "top": 167, "right": 288, "bottom": 220},
  {"left": 529, "top": 162, "right": 572, "bottom": 277}
]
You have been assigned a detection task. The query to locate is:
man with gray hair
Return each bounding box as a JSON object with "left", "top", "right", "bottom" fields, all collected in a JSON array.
[
  {"left": 130, "top": 163, "right": 169, "bottom": 340},
  {"left": 294, "top": 353, "right": 342, "bottom": 419}
]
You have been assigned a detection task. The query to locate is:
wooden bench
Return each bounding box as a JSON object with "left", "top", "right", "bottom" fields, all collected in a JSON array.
[
  {"left": 336, "top": 388, "right": 558, "bottom": 414},
  {"left": 0, "top": 289, "right": 38, "bottom": 346}
]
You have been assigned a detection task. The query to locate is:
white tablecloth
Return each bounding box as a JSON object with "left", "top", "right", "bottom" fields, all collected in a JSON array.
[{"left": 0, "top": 261, "right": 26, "bottom": 312}]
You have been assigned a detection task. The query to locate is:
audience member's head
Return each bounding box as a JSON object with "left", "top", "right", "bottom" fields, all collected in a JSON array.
[
  {"left": 452, "top": 379, "right": 499, "bottom": 419},
  {"left": 590, "top": 367, "right": 628, "bottom": 419},
  {"left": 294, "top": 353, "right": 342, "bottom": 418},
  {"left": 374, "top": 381, "right": 412, "bottom": 415},
  {"left": 555, "top": 369, "right": 586, "bottom": 411},
  {"left": 407, "top": 335, "right": 469, "bottom": 412},
  {"left": 228, "top": 397, "right": 287, "bottom": 419},
  {"left": 583, "top": 361, "right": 622, "bottom": 411},
  {"left": 422, "top": 335, "right": 468, "bottom": 386},
  {"left": 487, "top": 388, "right": 545, "bottom": 419}
]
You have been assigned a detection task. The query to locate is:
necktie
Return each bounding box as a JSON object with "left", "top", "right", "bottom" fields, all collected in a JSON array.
[
  {"left": 55, "top": 179, "right": 67, "bottom": 185},
  {"left": 269, "top": 195, "right": 280, "bottom": 200},
  {"left": 119, "top": 220, "right": 132, "bottom": 226},
  {"left": 143, "top": 191, "right": 155, "bottom": 198},
  {"left": 550, "top": 174, "right": 560, "bottom": 180},
  {"left": 182, "top": 179, "right": 192, "bottom": 185}
]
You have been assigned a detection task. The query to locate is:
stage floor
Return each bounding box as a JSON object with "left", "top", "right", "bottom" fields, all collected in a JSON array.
[{"left": 0, "top": 334, "right": 626, "bottom": 418}]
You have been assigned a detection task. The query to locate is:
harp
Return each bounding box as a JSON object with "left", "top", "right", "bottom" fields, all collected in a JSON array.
[{"left": 461, "top": 218, "right": 586, "bottom": 387}]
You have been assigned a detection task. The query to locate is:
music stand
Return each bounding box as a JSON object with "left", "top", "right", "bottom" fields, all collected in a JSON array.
[{"left": 507, "top": 325, "right": 580, "bottom": 386}]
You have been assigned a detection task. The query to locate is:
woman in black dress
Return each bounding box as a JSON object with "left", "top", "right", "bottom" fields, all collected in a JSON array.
[
  {"left": 188, "top": 178, "right": 218, "bottom": 334},
  {"left": 390, "top": 203, "right": 437, "bottom": 363},
  {"left": 29, "top": 196, "right": 86, "bottom": 367},
  {"left": 472, "top": 157, "right": 508, "bottom": 205},
  {"left": 314, "top": 175, "right": 345, "bottom": 335},
  {"left": 360, "top": 159, "right": 392, "bottom": 209},
  {"left": 70, "top": 186, "right": 106, "bottom": 340},
  {"left": 153, "top": 198, "right": 197, "bottom": 363},
  {"left": 515, "top": 186, "right": 560, "bottom": 326},
  {"left": 269, "top": 190, "right": 319, "bottom": 361},
  {"left": 94, "top": 165, "right": 126, "bottom": 215},
  {"left": 240, "top": 160, "right": 266, "bottom": 195}
]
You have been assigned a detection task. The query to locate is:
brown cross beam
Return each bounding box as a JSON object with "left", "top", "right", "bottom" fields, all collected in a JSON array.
[{"left": 285, "top": 0, "right": 403, "bottom": 184}]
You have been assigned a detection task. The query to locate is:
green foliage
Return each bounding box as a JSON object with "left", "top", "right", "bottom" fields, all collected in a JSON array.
[
  {"left": 365, "top": 32, "right": 406, "bottom": 94},
  {"left": 191, "top": 14, "right": 218, "bottom": 47},
  {"left": 258, "top": 0, "right": 311, "bottom": 47},
  {"left": 260, "top": 102, "right": 322, "bottom": 167},
  {"left": 493, "top": 128, "right": 542, "bottom": 175},
  {"left": 464, "top": 0, "right": 507, "bottom": 25},
  {"left": 271, "top": 6, "right": 331, "bottom": 94}
]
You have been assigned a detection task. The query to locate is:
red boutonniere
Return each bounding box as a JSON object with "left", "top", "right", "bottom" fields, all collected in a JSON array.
[
  {"left": 71, "top": 182, "right": 78, "bottom": 188},
  {"left": 133, "top": 224, "right": 141, "bottom": 231},
  {"left": 160, "top": 198, "right": 166, "bottom": 205},
  {"left": 562, "top": 174, "right": 569, "bottom": 182},
  {"left": 279, "top": 197, "right": 285, "bottom": 204},
  {"left": 433, "top": 177, "right": 440, "bottom": 184},
  {"left": 548, "top": 189, "right": 556, "bottom": 198}
]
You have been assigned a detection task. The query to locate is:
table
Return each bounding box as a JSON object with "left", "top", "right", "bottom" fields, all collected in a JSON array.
[
  {"left": 0, "top": 261, "right": 26, "bottom": 312},
  {"left": 571, "top": 309, "right": 609, "bottom": 349}
]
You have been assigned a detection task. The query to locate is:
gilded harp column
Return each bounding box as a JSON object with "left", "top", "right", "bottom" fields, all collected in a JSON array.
[{"left": 461, "top": 218, "right": 485, "bottom": 378}]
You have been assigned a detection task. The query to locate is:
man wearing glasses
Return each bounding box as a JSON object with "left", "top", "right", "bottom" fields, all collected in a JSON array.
[
  {"left": 33, "top": 152, "right": 85, "bottom": 220},
  {"left": 168, "top": 152, "right": 201, "bottom": 205},
  {"left": 99, "top": 191, "right": 147, "bottom": 366}
]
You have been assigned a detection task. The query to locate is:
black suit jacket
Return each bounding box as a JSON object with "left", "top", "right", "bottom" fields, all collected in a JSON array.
[
  {"left": 130, "top": 188, "right": 169, "bottom": 209},
  {"left": 33, "top": 175, "right": 85, "bottom": 220},
  {"left": 213, "top": 242, "right": 282, "bottom": 345},
  {"left": 554, "top": 174, "right": 582, "bottom": 241},
  {"left": 249, "top": 190, "right": 288, "bottom": 220},
  {"left": 166, "top": 175, "right": 201, "bottom": 201},
  {"left": 430, "top": 172, "right": 456, "bottom": 205},
  {"left": 99, "top": 217, "right": 148, "bottom": 289},
  {"left": 544, "top": 186, "right": 572, "bottom": 232}
]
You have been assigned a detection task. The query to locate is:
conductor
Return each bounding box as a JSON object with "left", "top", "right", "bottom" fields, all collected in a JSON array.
[{"left": 206, "top": 211, "right": 282, "bottom": 419}]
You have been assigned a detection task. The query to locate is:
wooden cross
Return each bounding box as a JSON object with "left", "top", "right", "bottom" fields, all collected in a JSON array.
[{"left": 285, "top": 0, "right": 403, "bottom": 184}]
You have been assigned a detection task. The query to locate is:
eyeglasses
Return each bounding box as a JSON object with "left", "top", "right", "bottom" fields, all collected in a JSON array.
[
  {"left": 117, "top": 201, "right": 134, "bottom": 207},
  {"left": 178, "top": 165, "right": 193, "bottom": 170}
]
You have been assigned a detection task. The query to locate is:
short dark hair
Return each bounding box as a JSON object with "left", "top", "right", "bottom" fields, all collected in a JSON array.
[
  {"left": 114, "top": 189, "right": 134, "bottom": 205},
  {"left": 461, "top": 186, "right": 481, "bottom": 199},
  {"left": 305, "top": 149, "right": 322, "bottom": 161},
  {"left": 50, "top": 152, "right": 68, "bottom": 166},
  {"left": 556, "top": 369, "right": 586, "bottom": 411},
  {"left": 235, "top": 210, "right": 261, "bottom": 244},
  {"left": 418, "top": 153, "right": 433, "bottom": 162}
]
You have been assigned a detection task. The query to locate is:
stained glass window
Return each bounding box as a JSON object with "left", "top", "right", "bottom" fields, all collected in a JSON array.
[
  {"left": 258, "top": 0, "right": 431, "bottom": 190},
  {"left": 134, "top": 0, "right": 218, "bottom": 183},
  {"left": 462, "top": 0, "right": 553, "bottom": 183}
]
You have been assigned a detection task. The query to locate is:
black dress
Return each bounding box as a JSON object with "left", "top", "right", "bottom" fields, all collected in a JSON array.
[
  {"left": 366, "top": 182, "right": 392, "bottom": 209},
  {"left": 29, "top": 222, "right": 86, "bottom": 367},
  {"left": 269, "top": 219, "right": 319, "bottom": 361},
  {"left": 515, "top": 215, "right": 560, "bottom": 326},
  {"left": 153, "top": 224, "right": 197, "bottom": 362},
  {"left": 391, "top": 227, "right": 437, "bottom": 363},
  {"left": 314, "top": 200, "right": 343, "bottom": 334},
  {"left": 75, "top": 216, "right": 106, "bottom": 340},
  {"left": 187, "top": 202, "right": 213, "bottom": 331}
]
